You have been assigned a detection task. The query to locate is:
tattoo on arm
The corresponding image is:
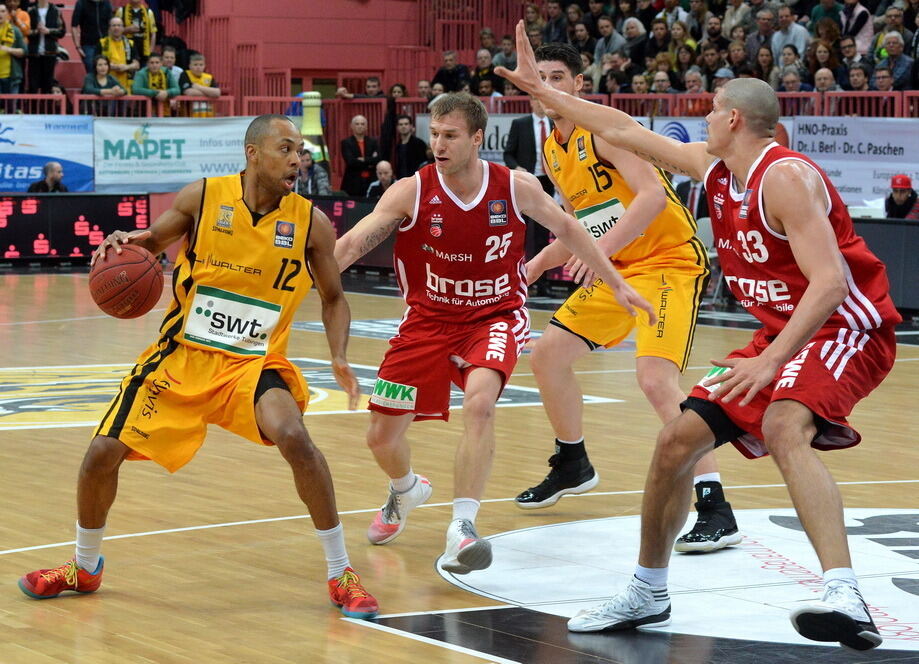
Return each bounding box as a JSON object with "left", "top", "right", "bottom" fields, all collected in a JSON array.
[
  {"left": 631, "top": 150, "right": 694, "bottom": 177},
  {"left": 359, "top": 216, "right": 403, "bottom": 254}
]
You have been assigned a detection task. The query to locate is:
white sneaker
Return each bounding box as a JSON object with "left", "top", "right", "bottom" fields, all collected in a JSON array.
[
  {"left": 790, "top": 581, "right": 882, "bottom": 651},
  {"left": 567, "top": 576, "right": 671, "bottom": 633},
  {"left": 366, "top": 475, "right": 432, "bottom": 545},
  {"left": 440, "top": 519, "right": 492, "bottom": 574}
]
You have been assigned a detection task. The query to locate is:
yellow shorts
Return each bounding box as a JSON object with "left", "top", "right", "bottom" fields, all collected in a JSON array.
[
  {"left": 551, "top": 246, "right": 709, "bottom": 371},
  {"left": 94, "top": 339, "right": 309, "bottom": 472}
]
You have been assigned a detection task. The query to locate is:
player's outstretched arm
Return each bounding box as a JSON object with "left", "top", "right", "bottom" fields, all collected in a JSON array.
[
  {"left": 495, "top": 20, "right": 713, "bottom": 181},
  {"left": 91, "top": 179, "right": 200, "bottom": 266},
  {"left": 334, "top": 176, "right": 415, "bottom": 272},
  {"left": 703, "top": 162, "right": 848, "bottom": 405},
  {"left": 308, "top": 207, "right": 360, "bottom": 409},
  {"left": 514, "top": 170, "right": 656, "bottom": 322}
]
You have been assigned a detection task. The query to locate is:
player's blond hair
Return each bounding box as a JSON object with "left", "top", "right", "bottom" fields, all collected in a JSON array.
[{"left": 430, "top": 93, "right": 488, "bottom": 136}]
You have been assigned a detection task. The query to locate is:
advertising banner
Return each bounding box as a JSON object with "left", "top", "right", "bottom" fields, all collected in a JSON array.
[
  {"left": 0, "top": 115, "right": 94, "bottom": 192},
  {"left": 94, "top": 117, "right": 254, "bottom": 193},
  {"left": 792, "top": 117, "right": 919, "bottom": 206}
]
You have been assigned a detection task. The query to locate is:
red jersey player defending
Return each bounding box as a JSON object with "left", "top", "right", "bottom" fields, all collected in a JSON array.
[
  {"left": 335, "top": 93, "right": 653, "bottom": 574},
  {"left": 498, "top": 22, "right": 899, "bottom": 650}
]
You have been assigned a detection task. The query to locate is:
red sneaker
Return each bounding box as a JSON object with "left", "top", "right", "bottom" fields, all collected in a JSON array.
[
  {"left": 18, "top": 558, "right": 104, "bottom": 599},
  {"left": 328, "top": 567, "right": 378, "bottom": 619}
]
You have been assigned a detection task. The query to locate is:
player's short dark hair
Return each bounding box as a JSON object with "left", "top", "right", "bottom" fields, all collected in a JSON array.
[
  {"left": 535, "top": 43, "right": 583, "bottom": 76},
  {"left": 430, "top": 92, "right": 488, "bottom": 135},
  {"left": 244, "top": 114, "right": 296, "bottom": 148}
]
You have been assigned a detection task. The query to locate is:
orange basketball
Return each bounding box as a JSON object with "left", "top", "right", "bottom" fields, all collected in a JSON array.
[{"left": 89, "top": 244, "right": 164, "bottom": 319}]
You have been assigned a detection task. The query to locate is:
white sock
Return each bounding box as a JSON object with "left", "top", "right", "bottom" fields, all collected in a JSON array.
[
  {"left": 634, "top": 564, "right": 668, "bottom": 588},
  {"left": 556, "top": 436, "right": 584, "bottom": 445},
  {"left": 315, "top": 522, "right": 350, "bottom": 580},
  {"left": 390, "top": 470, "right": 416, "bottom": 493},
  {"left": 824, "top": 567, "right": 859, "bottom": 588},
  {"left": 452, "top": 498, "right": 480, "bottom": 523},
  {"left": 75, "top": 522, "right": 105, "bottom": 573},
  {"left": 693, "top": 472, "right": 721, "bottom": 484}
]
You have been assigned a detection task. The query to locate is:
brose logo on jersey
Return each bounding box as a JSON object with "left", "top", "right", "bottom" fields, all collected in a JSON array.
[
  {"left": 724, "top": 275, "right": 793, "bottom": 311},
  {"left": 425, "top": 263, "right": 511, "bottom": 303}
]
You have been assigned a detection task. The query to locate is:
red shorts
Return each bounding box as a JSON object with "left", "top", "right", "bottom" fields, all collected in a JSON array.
[
  {"left": 688, "top": 325, "right": 897, "bottom": 459},
  {"left": 368, "top": 309, "right": 529, "bottom": 421}
]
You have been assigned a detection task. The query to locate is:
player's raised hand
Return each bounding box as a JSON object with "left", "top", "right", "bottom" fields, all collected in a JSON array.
[
  {"left": 609, "top": 278, "right": 657, "bottom": 324},
  {"left": 494, "top": 21, "right": 544, "bottom": 97},
  {"left": 91, "top": 229, "right": 152, "bottom": 267},
  {"left": 331, "top": 358, "right": 361, "bottom": 410}
]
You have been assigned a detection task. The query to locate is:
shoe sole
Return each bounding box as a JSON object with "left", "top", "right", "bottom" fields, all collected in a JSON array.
[
  {"left": 568, "top": 611, "right": 672, "bottom": 633},
  {"left": 367, "top": 479, "right": 433, "bottom": 545},
  {"left": 673, "top": 531, "right": 743, "bottom": 553},
  {"left": 17, "top": 578, "right": 99, "bottom": 599},
  {"left": 514, "top": 472, "right": 600, "bottom": 510},
  {"left": 330, "top": 600, "right": 378, "bottom": 620},
  {"left": 441, "top": 539, "right": 493, "bottom": 575},
  {"left": 790, "top": 606, "right": 883, "bottom": 651}
]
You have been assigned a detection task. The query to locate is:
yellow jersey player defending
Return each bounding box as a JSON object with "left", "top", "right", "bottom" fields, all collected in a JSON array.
[
  {"left": 18, "top": 115, "right": 378, "bottom": 619},
  {"left": 514, "top": 44, "right": 741, "bottom": 553}
]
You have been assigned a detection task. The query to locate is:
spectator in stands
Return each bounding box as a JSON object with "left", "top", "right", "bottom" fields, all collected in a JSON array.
[
  {"left": 179, "top": 53, "right": 220, "bottom": 116},
  {"left": 701, "top": 14, "right": 731, "bottom": 54},
  {"left": 676, "top": 177, "right": 708, "bottom": 219},
  {"left": 683, "top": 68, "right": 707, "bottom": 95},
  {"left": 780, "top": 65, "right": 815, "bottom": 89},
  {"left": 651, "top": 69, "right": 677, "bottom": 91},
  {"left": 644, "top": 18, "right": 671, "bottom": 60},
  {"left": 0, "top": 3, "right": 25, "bottom": 95},
  {"left": 636, "top": 0, "right": 659, "bottom": 32},
  {"left": 339, "top": 114, "right": 380, "bottom": 197},
  {"left": 730, "top": 24, "right": 749, "bottom": 43},
  {"left": 814, "top": 17, "right": 843, "bottom": 51},
  {"left": 7, "top": 0, "right": 29, "bottom": 40},
  {"left": 493, "top": 34, "right": 517, "bottom": 71},
  {"left": 754, "top": 44, "right": 782, "bottom": 87},
  {"left": 528, "top": 26, "right": 545, "bottom": 49},
  {"left": 584, "top": 0, "right": 609, "bottom": 38},
  {"left": 630, "top": 71, "right": 650, "bottom": 92},
  {"left": 814, "top": 66, "right": 844, "bottom": 88},
  {"left": 295, "top": 151, "right": 331, "bottom": 197},
  {"left": 841, "top": 0, "right": 873, "bottom": 55},
  {"left": 847, "top": 60, "right": 872, "bottom": 88},
  {"left": 393, "top": 115, "right": 427, "bottom": 179},
  {"left": 504, "top": 80, "right": 522, "bottom": 96},
  {"left": 543, "top": 0, "right": 568, "bottom": 43},
  {"left": 808, "top": 39, "right": 846, "bottom": 81},
  {"left": 652, "top": 51, "right": 680, "bottom": 87},
  {"left": 885, "top": 174, "right": 919, "bottom": 219},
  {"left": 480, "top": 27, "right": 499, "bottom": 55},
  {"left": 26, "top": 0, "right": 64, "bottom": 94},
  {"left": 669, "top": 20, "right": 698, "bottom": 59},
  {"left": 727, "top": 38, "right": 751, "bottom": 74},
  {"left": 699, "top": 43, "right": 726, "bottom": 90},
  {"left": 115, "top": 0, "right": 155, "bottom": 67},
  {"left": 471, "top": 48, "right": 503, "bottom": 95},
  {"left": 724, "top": 0, "right": 754, "bottom": 38},
  {"left": 524, "top": 2, "right": 546, "bottom": 36},
  {"left": 566, "top": 4, "right": 585, "bottom": 43},
  {"left": 604, "top": 70, "right": 623, "bottom": 91},
  {"left": 874, "top": 31, "right": 914, "bottom": 88},
  {"left": 581, "top": 51, "right": 603, "bottom": 90},
  {"left": 910, "top": 14, "right": 919, "bottom": 89},
  {"left": 72, "top": 0, "right": 113, "bottom": 72},
  {"left": 746, "top": 8, "right": 776, "bottom": 61},
  {"left": 82, "top": 54, "right": 124, "bottom": 95},
  {"left": 335, "top": 76, "right": 385, "bottom": 100},
  {"left": 365, "top": 160, "right": 394, "bottom": 198},
  {"left": 416, "top": 79, "right": 432, "bottom": 99},
  {"left": 432, "top": 50, "right": 470, "bottom": 92},
  {"left": 809, "top": 0, "right": 844, "bottom": 34},
  {"left": 477, "top": 78, "right": 503, "bottom": 98},
  {"left": 98, "top": 17, "right": 138, "bottom": 92},
  {"left": 674, "top": 44, "right": 697, "bottom": 85},
  {"left": 27, "top": 161, "right": 67, "bottom": 192},
  {"left": 871, "top": 64, "right": 895, "bottom": 90},
  {"left": 657, "top": 0, "right": 689, "bottom": 28},
  {"left": 712, "top": 65, "right": 735, "bottom": 89},
  {"left": 773, "top": 5, "right": 812, "bottom": 62},
  {"left": 606, "top": 48, "right": 643, "bottom": 87},
  {"left": 781, "top": 43, "right": 810, "bottom": 80},
  {"left": 594, "top": 15, "right": 626, "bottom": 63},
  {"left": 622, "top": 17, "right": 647, "bottom": 61},
  {"left": 839, "top": 36, "right": 874, "bottom": 82},
  {"left": 388, "top": 83, "right": 407, "bottom": 98},
  {"left": 133, "top": 52, "right": 179, "bottom": 113},
  {"left": 430, "top": 81, "right": 445, "bottom": 98},
  {"left": 872, "top": 5, "right": 913, "bottom": 60},
  {"left": 687, "top": 0, "right": 714, "bottom": 41},
  {"left": 161, "top": 45, "right": 183, "bottom": 81},
  {"left": 581, "top": 76, "right": 596, "bottom": 93},
  {"left": 572, "top": 21, "right": 598, "bottom": 55}
]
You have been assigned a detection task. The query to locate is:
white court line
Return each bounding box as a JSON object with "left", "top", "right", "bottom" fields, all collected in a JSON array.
[
  {"left": 374, "top": 605, "right": 511, "bottom": 619},
  {"left": 2, "top": 478, "right": 916, "bottom": 557},
  {"left": 0, "top": 308, "right": 168, "bottom": 327},
  {"left": 342, "top": 618, "right": 522, "bottom": 664}
]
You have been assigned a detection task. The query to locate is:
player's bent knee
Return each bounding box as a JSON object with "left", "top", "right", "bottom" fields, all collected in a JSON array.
[
  {"left": 81, "top": 435, "right": 131, "bottom": 475},
  {"left": 761, "top": 408, "right": 817, "bottom": 459},
  {"left": 463, "top": 394, "right": 496, "bottom": 424},
  {"left": 654, "top": 421, "right": 702, "bottom": 468},
  {"left": 272, "top": 422, "right": 314, "bottom": 457}
]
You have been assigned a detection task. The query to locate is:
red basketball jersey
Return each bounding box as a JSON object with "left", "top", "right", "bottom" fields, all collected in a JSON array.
[
  {"left": 395, "top": 160, "right": 529, "bottom": 324},
  {"left": 704, "top": 143, "right": 900, "bottom": 336}
]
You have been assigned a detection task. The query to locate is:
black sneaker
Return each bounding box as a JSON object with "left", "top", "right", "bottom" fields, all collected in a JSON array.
[
  {"left": 514, "top": 454, "right": 599, "bottom": 509},
  {"left": 674, "top": 482, "right": 741, "bottom": 552},
  {"left": 791, "top": 581, "right": 882, "bottom": 651}
]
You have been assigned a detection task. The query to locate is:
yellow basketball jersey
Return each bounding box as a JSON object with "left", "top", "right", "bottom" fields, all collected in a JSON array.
[
  {"left": 545, "top": 126, "right": 697, "bottom": 265},
  {"left": 160, "top": 174, "right": 314, "bottom": 358}
]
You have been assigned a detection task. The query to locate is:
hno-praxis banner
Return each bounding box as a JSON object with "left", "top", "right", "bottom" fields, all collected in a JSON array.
[
  {"left": 94, "top": 117, "right": 254, "bottom": 193},
  {"left": 0, "top": 115, "right": 94, "bottom": 192}
]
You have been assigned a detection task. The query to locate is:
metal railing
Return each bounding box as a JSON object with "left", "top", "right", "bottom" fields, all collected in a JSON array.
[
  {"left": 0, "top": 94, "right": 67, "bottom": 115},
  {"left": 72, "top": 95, "right": 153, "bottom": 117}
]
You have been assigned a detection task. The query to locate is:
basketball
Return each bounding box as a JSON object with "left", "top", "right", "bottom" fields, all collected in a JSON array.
[{"left": 89, "top": 244, "right": 164, "bottom": 319}]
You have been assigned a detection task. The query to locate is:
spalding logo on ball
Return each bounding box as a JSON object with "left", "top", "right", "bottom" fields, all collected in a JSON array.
[{"left": 89, "top": 244, "right": 164, "bottom": 319}]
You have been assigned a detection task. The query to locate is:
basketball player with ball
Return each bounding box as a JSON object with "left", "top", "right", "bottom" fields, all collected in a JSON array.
[{"left": 19, "top": 115, "right": 380, "bottom": 619}]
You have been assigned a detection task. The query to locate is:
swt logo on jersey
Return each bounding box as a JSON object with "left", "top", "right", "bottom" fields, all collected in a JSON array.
[{"left": 183, "top": 285, "right": 282, "bottom": 356}]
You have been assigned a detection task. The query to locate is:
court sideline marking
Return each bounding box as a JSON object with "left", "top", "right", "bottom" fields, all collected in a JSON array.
[{"left": 1, "top": 478, "right": 917, "bottom": 557}]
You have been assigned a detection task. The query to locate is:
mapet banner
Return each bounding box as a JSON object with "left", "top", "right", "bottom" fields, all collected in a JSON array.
[
  {"left": 94, "top": 117, "right": 254, "bottom": 193},
  {"left": 0, "top": 115, "right": 94, "bottom": 192},
  {"left": 792, "top": 117, "right": 919, "bottom": 206}
]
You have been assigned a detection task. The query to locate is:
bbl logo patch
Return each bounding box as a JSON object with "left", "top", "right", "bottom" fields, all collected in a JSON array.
[
  {"left": 274, "top": 220, "right": 295, "bottom": 248},
  {"left": 577, "top": 136, "right": 587, "bottom": 161},
  {"left": 430, "top": 213, "right": 444, "bottom": 237},
  {"left": 488, "top": 199, "right": 508, "bottom": 227},
  {"left": 551, "top": 149, "right": 560, "bottom": 171},
  {"left": 739, "top": 189, "right": 754, "bottom": 219}
]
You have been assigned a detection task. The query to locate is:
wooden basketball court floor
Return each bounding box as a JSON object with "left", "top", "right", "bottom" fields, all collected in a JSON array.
[{"left": 0, "top": 270, "right": 917, "bottom": 663}]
